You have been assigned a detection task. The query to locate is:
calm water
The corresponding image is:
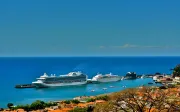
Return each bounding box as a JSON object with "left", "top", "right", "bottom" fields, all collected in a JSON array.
[{"left": 0, "top": 56, "right": 179, "bottom": 108}]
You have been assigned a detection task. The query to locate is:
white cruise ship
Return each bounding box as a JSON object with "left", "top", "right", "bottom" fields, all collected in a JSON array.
[
  {"left": 91, "top": 73, "right": 121, "bottom": 83},
  {"left": 32, "top": 71, "right": 88, "bottom": 88}
]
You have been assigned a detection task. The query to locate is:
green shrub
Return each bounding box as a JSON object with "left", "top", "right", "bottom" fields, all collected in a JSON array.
[
  {"left": 86, "top": 98, "right": 95, "bottom": 103},
  {"left": 64, "top": 100, "right": 71, "bottom": 104},
  {"left": 44, "top": 102, "right": 58, "bottom": 107},
  {"left": 0, "top": 108, "right": 4, "bottom": 111},
  {"left": 22, "top": 104, "right": 31, "bottom": 111},
  {"left": 11, "top": 104, "right": 31, "bottom": 111},
  {"left": 95, "top": 95, "right": 109, "bottom": 101},
  {"left": 71, "top": 99, "right": 80, "bottom": 104},
  {"left": 87, "top": 106, "right": 94, "bottom": 112},
  {"left": 7, "top": 103, "right": 13, "bottom": 109},
  {"left": 8, "top": 100, "right": 58, "bottom": 111},
  {"left": 30, "top": 100, "right": 46, "bottom": 110}
]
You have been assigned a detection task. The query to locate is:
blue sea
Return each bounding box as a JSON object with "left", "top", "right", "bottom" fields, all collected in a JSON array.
[{"left": 0, "top": 56, "right": 180, "bottom": 108}]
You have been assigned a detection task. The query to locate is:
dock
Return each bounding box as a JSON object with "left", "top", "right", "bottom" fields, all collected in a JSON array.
[{"left": 15, "top": 84, "right": 35, "bottom": 88}]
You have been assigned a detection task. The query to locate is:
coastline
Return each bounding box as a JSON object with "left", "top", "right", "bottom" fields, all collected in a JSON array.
[
  {"left": 3, "top": 84, "right": 180, "bottom": 112},
  {"left": 2, "top": 78, "right": 161, "bottom": 109},
  {"left": 3, "top": 77, "right": 161, "bottom": 109}
]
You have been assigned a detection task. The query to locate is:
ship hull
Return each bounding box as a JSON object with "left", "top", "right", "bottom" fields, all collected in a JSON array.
[
  {"left": 33, "top": 81, "right": 87, "bottom": 88},
  {"left": 153, "top": 76, "right": 157, "bottom": 81},
  {"left": 97, "top": 77, "right": 121, "bottom": 83}
]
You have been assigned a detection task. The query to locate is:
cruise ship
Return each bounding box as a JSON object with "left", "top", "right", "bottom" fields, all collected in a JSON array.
[
  {"left": 91, "top": 73, "right": 121, "bottom": 83},
  {"left": 32, "top": 71, "right": 88, "bottom": 88}
]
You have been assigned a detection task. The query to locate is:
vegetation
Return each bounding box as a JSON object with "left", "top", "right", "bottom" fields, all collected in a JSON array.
[
  {"left": 63, "top": 99, "right": 80, "bottom": 104},
  {"left": 94, "top": 87, "right": 180, "bottom": 112},
  {"left": 159, "top": 86, "right": 167, "bottom": 89},
  {"left": 30, "top": 100, "right": 46, "bottom": 110},
  {"left": 86, "top": 95, "right": 109, "bottom": 103},
  {"left": 95, "top": 95, "right": 109, "bottom": 101},
  {"left": 64, "top": 100, "right": 71, "bottom": 104},
  {"left": 71, "top": 99, "right": 80, "bottom": 104},
  {"left": 86, "top": 98, "right": 95, "bottom": 103},
  {"left": 0, "top": 108, "right": 4, "bottom": 111},
  {"left": 10, "top": 100, "right": 57, "bottom": 111},
  {"left": 7, "top": 103, "right": 13, "bottom": 109},
  {"left": 7, "top": 86, "right": 180, "bottom": 112},
  {"left": 172, "top": 64, "right": 180, "bottom": 77}
]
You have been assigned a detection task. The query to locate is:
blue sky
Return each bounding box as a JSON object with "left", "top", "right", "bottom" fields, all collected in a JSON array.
[{"left": 0, "top": 0, "right": 180, "bottom": 56}]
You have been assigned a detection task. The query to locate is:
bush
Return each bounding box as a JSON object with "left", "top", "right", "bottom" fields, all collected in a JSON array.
[
  {"left": 0, "top": 108, "right": 4, "bottom": 111},
  {"left": 71, "top": 99, "right": 80, "bottom": 104},
  {"left": 22, "top": 104, "right": 31, "bottom": 111},
  {"left": 159, "top": 86, "right": 167, "bottom": 89},
  {"left": 64, "top": 100, "right": 71, "bottom": 104},
  {"left": 86, "top": 98, "right": 95, "bottom": 103},
  {"left": 44, "top": 102, "right": 58, "bottom": 107},
  {"left": 168, "top": 84, "right": 175, "bottom": 88},
  {"left": 11, "top": 104, "right": 31, "bottom": 111},
  {"left": 30, "top": 100, "right": 46, "bottom": 110},
  {"left": 8, "top": 100, "right": 58, "bottom": 111},
  {"left": 95, "top": 95, "right": 109, "bottom": 101},
  {"left": 7, "top": 103, "right": 13, "bottom": 109},
  {"left": 87, "top": 106, "right": 94, "bottom": 112}
]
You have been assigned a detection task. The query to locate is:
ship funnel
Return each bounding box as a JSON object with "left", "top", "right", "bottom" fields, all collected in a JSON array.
[{"left": 42, "top": 73, "right": 48, "bottom": 77}]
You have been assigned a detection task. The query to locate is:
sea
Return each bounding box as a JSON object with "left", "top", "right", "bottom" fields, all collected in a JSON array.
[{"left": 0, "top": 56, "right": 180, "bottom": 108}]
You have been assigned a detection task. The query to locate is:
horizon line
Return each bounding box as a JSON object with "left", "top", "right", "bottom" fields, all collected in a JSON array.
[{"left": 0, "top": 55, "right": 180, "bottom": 58}]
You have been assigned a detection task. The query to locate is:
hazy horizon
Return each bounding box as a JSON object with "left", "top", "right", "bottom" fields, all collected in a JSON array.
[{"left": 0, "top": 0, "right": 180, "bottom": 56}]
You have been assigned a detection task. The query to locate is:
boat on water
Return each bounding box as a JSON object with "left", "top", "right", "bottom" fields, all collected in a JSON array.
[
  {"left": 148, "top": 82, "right": 154, "bottom": 84},
  {"left": 103, "top": 88, "right": 107, "bottom": 90},
  {"left": 32, "top": 71, "right": 88, "bottom": 88},
  {"left": 121, "top": 76, "right": 124, "bottom": 80},
  {"left": 91, "top": 73, "right": 121, "bottom": 83},
  {"left": 141, "top": 74, "right": 146, "bottom": 79},
  {"left": 125, "top": 72, "right": 137, "bottom": 79},
  {"left": 109, "top": 86, "right": 115, "bottom": 88}
]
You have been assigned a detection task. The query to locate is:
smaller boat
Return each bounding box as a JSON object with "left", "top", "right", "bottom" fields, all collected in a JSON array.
[
  {"left": 91, "top": 90, "right": 95, "bottom": 92},
  {"left": 121, "top": 77, "right": 124, "bottom": 80},
  {"left": 109, "top": 86, "right": 114, "bottom": 88},
  {"left": 103, "top": 88, "right": 107, "bottom": 90},
  {"left": 141, "top": 74, "right": 146, "bottom": 79},
  {"left": 148, "top": 82, "right": 153, "bottom": 84}
]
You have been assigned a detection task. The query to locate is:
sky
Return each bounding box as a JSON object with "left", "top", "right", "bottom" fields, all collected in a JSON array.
[{"left": 0, "top": 0, "right": 180, "bottom": 56}]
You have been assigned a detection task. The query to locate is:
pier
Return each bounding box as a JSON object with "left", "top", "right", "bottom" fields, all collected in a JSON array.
[{"left": 15, "top": 84, "right": 35, "bottom": 88}]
